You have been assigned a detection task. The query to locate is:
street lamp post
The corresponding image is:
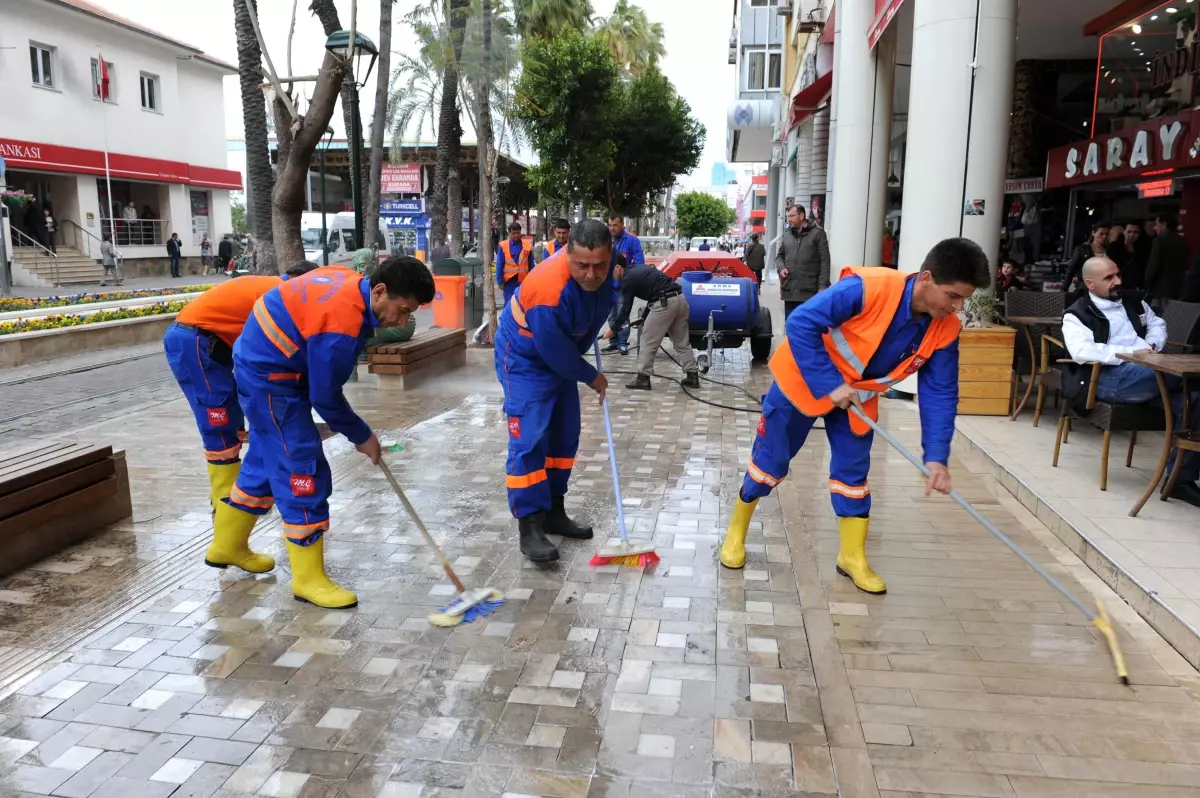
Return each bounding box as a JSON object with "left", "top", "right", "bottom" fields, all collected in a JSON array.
[
  {"left": 319, "top": 126, "right": 334, "bottom": 266},
  {"left": 324, "top": 30, "right": 379, "bottom": 252}
]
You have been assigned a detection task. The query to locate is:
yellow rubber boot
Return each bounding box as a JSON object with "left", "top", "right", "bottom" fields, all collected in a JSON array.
[
  {"left": 835, "top": 516, "right": 886, "bottom": 594},
  {"left": 286, "top": 537, "right": 358, "bottom": 609},
  {"left": 206, "top": 501, "right": 276, "bottom": 573},
  {"left": 719, "top": 496, "right": 759, "bottom": 569},
  {"left": 207, "top": 461, "right": 241, "bottom": 511}
]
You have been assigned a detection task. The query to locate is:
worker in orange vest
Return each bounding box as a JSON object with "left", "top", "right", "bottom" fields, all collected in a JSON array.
[
  {"left": 163, "top": 260, "right": 319, "bottom": 573},
  {"left": 496, "top": 221, "right": 533, "bottom": 306},
  {"left": 538, "top": 218, "right": 571, "bottom": 263},
  {"left": 718, "top": 239, "right": 990, "bottom": 594}
]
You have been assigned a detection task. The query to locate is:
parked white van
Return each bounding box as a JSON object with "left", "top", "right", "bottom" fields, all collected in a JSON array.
[{"left": 301, "top": 212, "right": 388, "bottom": 266}]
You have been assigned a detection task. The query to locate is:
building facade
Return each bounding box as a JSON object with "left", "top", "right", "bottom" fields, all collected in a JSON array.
[{"left": 0, "top": 0, "right": 241, "bottom": 285}]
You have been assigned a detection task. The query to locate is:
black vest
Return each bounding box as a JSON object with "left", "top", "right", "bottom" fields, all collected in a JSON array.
[{"left": 1061, "top": 291, "right": 1148, "bottom": 401}]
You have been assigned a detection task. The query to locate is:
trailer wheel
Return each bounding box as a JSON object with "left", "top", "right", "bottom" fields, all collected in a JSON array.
[
  {"left": 750, "top": 335, "right": 771, "bottom": 362},
  {"left": 697, "top": 353, "right": 710, "bottom": 374}
]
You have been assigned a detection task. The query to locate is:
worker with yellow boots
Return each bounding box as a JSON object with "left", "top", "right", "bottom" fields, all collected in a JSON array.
[
  {"left": 224, "top": 258, "right": 434, "bottom": 608},
  {"left": 163, "top": 260, "right": 319, "bottom": 573},
  {"left": 719, "top": 239, "right": 990, "bottom": 593}
]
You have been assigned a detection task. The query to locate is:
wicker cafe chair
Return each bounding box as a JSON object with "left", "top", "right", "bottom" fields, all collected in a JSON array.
[
  {"left": 1049, "top": 299, "right": 1200, "bottom": 490},
  {"left": 1001, "top": 290, "right": 1065, "bottom": 423}
]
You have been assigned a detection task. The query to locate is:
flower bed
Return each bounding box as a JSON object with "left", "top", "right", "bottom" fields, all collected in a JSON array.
[
  {"left": 0, "top": 285, "right": 215, "bottom": 313},
  {"left": 0, "top": 301, "right": 189, "bottom": 336}
]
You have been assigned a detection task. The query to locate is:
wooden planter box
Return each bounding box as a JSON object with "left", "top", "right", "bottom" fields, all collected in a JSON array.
[{"left": 957, "top": 323, "right": 1016, "bottom": 415}]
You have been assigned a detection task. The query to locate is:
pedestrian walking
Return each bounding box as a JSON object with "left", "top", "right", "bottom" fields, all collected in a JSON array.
[
  {"left": 42, "top": 207, "right": 57, "bottom": 254},
  {"left": 217, "top": 235, "right": 233, "bottom": 275},
  {"left": 744, "top": 233, "right": 766, "bottom": 292},
  {"left": 778, "top": 203, "right": 831, "bottom": 319},
  {"left": 200, "top": 234, "right": 213, "bottom": 273},
  {"left": 100, "top": 233, "right": 124, "bottom": 286},
  {"left": 167, "top": 232, "right": 183, "bottom": 278}
]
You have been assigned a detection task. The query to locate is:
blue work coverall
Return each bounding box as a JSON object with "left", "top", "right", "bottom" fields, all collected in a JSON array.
[
  {"left": 227, "top": 267, "right": 377, "bottom": 546},
  {"left": 742, "top": 274, "right": 959, "bottom": 517},
  {"left": 495, "top": 250, "right": 614, "bottom": 518},
  {"left": 496, "top": 238, "right": 533, "bottom": 307},
  {"left": 606, "top": 232, "right": 645, "bottom": 350}
]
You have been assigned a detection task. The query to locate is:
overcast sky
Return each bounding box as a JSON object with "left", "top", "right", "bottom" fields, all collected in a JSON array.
[{"left": 89, "top": 0, "right": 733, "bottom": 186}]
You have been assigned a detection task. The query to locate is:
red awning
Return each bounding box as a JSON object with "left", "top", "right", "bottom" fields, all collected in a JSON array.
[
  {"left": 868, "top": 0, "right": 905, "bottom": 49},
  {"left": 786, "top": 70, "right": 834, "bottom": 134}
]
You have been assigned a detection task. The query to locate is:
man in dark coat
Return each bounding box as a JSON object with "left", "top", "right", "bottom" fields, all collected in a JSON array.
[
  {"left": 777, "top": 203, "right": 831, "bottom": 319},
  {"left": 1145, "top": 214, "right": 1190, "bottom": 306},
  {"left": 744, "top": 233, "right": 766, "bottom": 292}
]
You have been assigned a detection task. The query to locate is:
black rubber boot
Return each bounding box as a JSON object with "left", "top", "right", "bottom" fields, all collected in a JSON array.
[
  {"left": 546, "top": 495, "right": 594, "bottom": 539},
  {"left": 519, "top": 513, "right": 559, "bottom": 563},
  {"left": 626, "top": 374, "right": 652, "bottom": 390},
  {"left": 681, "top": 372, "right": 700, "bottom": 389}
]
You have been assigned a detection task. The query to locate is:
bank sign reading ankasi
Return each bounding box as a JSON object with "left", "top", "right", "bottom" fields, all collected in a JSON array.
[{"left": 1045, "top": 110, "right": 1200, "bottom": 189}]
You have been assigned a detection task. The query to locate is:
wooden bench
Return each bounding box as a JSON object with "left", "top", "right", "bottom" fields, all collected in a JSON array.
[
  {"left": 0, "top": 442, "right": 132, "bottom": 577},
  {"left": 366, "top": 328, "right": 467, "bottom": 390}
]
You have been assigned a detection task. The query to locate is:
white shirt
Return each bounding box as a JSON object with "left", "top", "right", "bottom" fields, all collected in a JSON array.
[{"left": 1062, "top": 293, "right": 1166, "bottom": 366}]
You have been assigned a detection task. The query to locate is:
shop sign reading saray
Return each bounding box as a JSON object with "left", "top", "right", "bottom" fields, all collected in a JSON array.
[{"left": 1044, "top": 110, "right": 1200, "bottom": 189}]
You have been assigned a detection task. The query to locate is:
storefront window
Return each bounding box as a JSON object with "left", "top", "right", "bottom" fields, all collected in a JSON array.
[{"left": 1094, "top": 2, "right": 1194, "bottom": 132}]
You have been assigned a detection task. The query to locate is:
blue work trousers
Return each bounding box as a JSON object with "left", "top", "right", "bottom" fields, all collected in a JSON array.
[
  {"left": 497, "top": 353, "right": 581, "bottom": 518},
  {"left": 1096, "top": 362, "right": 1200, "bottom": 482},
  {"left": 502, "top": 279, "right": 520, "bottom": 307},
  {"left": 227, "top": 381, "right": 333, "bottom": 547},
  {"left": 606, "top": 299, "right": 631, "bottom": 349},
  {"left": 741, "top": 383, "right": 874, "bottom": 517},
  {"left": 163, "top": 323, "right": 245, "bottom": 464}
]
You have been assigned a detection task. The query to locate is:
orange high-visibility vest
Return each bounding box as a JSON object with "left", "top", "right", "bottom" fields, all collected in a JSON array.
[
  {"left": 542, "top": 239, "right": 565, "bottom": 260},
  {"left": 770, "top": 266, "right": 962, "bottom": 436},
  {"left": 501, "top": 240, "right": 532, "bottom": 283}
]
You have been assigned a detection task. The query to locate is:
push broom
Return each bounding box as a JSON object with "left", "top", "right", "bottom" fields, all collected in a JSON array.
[
  {"left": 588, "top": 340, "right": 660, "bottom": 568},
  {"left": 378, "top": 444, "right": 503, "bottom": 627},
  {"left": 847, "top": 406, "right": 1129, "bottom": 684}
]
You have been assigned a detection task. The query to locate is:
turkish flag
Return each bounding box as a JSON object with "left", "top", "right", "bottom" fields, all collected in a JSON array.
[{"left": 97, "top": 52, "right": 110, "bottom": 101}]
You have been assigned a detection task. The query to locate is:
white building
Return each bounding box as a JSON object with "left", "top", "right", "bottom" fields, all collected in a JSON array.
[{"left": 0, "top": 0, "right": 241, "bottom": 285}]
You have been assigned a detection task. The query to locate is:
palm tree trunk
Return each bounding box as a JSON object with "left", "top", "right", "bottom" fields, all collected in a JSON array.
[
  {"left": 430, "top": 0, "right": 469, "bottom": 249},
  {"left": 234, "top": 0, "right": 275, "bottom": 269},
  {"left": 447, "top": 165, "right": 463, "bottom": 256},
  {"left": 364, "top": 0, "right": 394, "bottom": 251},
  {"left": 477, "top": 0, "right": 497, "bottom": 342}
]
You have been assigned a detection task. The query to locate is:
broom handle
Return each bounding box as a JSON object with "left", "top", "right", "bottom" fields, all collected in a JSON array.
[
  {"left": 377, "top": 459, "right": 466, "bottom": 593},
  {"left": 593, "top": 340, "right": 630, "bottom": 542},
  {"left": 847, "top": 405, "right": 1094, "bottom": 621}
]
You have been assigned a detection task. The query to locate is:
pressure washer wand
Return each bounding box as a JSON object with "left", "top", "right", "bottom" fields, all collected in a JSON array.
[{"left": 847, "top": 405, "right": 1129, "bottom": 683}]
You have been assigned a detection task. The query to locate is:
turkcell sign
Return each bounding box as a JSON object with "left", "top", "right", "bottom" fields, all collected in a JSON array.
[{"left": 381, "top": 199, "right": 424, "bottom": 214}]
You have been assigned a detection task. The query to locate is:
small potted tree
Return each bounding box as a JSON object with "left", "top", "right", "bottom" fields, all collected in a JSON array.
[{"left": 957, "top": 290, "right": 1016, "bottom": 415}]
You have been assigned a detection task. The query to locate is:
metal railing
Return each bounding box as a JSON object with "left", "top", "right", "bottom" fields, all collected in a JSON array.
[
  {"left": 9, "top": 226, "right": 59, "bottom": 286},
  {"left": 60, "top": 219, "right": 103, "bottom": 260},
  {"left": 100, "top": 218, "right": 168, "bottom": 247}
]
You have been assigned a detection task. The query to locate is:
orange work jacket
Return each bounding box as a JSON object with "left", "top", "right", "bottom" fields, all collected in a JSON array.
[
  {"left": 769, "top": 266, "right": 962, "bottom": 435},
  {"left": 176, "top": 275, "right": 282, "bottom": 347}
]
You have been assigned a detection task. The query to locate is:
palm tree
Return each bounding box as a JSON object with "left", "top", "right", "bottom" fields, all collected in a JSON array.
[
  {"left": 423, "top": 0, "right": 469, "bottom": 250},
  {"left": 364, "top": 0, "right": 395, "bottom": 249},
  {"left": 387, "top": 53, "right": 442, "bottom": 144},
  {"left": 593, "top": 0, "right": 664, "bottom": 77},
  {"left": 513, "top": 0, "right": 592, "bottom": 40},
  {"left": 233, "top": 0, "right": 274, "bottom": 265}
]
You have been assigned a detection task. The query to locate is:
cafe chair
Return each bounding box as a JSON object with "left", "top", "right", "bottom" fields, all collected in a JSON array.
[{"left": 1003, "top": 290, "right": 1065, "bottom": 421}]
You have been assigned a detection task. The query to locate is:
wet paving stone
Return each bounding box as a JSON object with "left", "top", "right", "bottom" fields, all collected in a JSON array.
[{"left": 0, "top": 344, "right": 1198, "bottom": 797}]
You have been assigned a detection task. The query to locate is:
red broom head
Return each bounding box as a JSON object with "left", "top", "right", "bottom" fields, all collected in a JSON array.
[{"left": 588, "top": 550, "right": 660, "bottom": 568}]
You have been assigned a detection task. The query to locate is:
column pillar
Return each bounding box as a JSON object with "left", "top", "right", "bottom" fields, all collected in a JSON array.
[
  {"left": 827, "top": 0, "right": 895, "bottom": 271},
  {"left": 898, "top": 0, "right": 1017, "bottom": 275},
  {"left": 864, "top": 26, "right": 896, "bottom": 267}
]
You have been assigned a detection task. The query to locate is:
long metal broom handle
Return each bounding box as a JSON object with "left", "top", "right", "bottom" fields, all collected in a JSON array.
[
  {"left": 378, "top": 458, "right": 466, "bottom": 593},
  {"left": 593, "top": 340, "right": 630, "bottom": 542},
  {"left": 847, "top": 405, "right": 1095, "bottom": 621}
]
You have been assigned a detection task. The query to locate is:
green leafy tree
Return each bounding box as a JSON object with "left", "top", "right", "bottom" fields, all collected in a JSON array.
[
  {"left": 516, "top": 30, "right": 619, "bottom": 211},
  {"left": 592, "top": 0, "right": 664, "bottom": 77},
  {"left": 230, "top": 198, "right": 248, "bottom": 235},
  {"left": 592, "top": 66, "right": 703, "bottom": 218},
  {"left": 513, "top": 0, "right": 592, "bottom": 39},
  {"left": 675, "top": 191, "right": 734, "bottom": 238}
]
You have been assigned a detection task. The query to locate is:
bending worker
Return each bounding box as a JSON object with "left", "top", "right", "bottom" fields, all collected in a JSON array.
[
  {"left": 539, "top": 218, "right": 571, "bottom": 264},
  {"left": 164, "top": 260, "right": 319, "bottom": 574},
  {"left": 496, "top": 219, "right": 614, "bottom": 564},
  {"left": 718, "top": 239, "right": 990, "bottom": 594},
  {"left": 603, "top": 254, "right": 700, "bottom": 390},
  {"left": 496, "top": 221, "right": 534, "bottom": 306},
  {"left": 223, "top": 258, "right": 435, "bottom": 608}
]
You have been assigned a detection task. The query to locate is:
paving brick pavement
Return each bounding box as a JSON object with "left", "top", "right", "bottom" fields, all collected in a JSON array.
[{"left": 0, "top": 346, "right": 1197, "bottom": 797}]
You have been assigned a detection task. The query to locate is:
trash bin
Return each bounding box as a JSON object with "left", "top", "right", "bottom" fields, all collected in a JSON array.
[
  {"left": 432, "top": 257, "right": 465, "bottom": 276},
  {"left": 431, "top": 274, "right": 468, "bottom": 328},
  {"left": 462, "top": 256, "right": 486, "bottom": 330}
]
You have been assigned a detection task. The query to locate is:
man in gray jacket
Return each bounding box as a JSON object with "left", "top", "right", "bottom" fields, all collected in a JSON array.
[{"left": 777, "top": 204, "right": 830, "bottom": 318}]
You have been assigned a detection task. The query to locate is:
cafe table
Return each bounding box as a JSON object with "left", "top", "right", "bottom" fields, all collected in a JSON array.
[
  {"left": 1005, "top": 314, "right": 1063, "bottom": 420},
  {"left": 1117, "top": 351, "right": 1200, "bottom": 516}
]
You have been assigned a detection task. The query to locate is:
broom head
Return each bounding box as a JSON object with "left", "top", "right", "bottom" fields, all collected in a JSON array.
[
  {"left": 428, "top": 587, "right": 505, "bottom": 627},
  {"left": 589, "top": 540, "right": 660, "bottom": 568}
]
